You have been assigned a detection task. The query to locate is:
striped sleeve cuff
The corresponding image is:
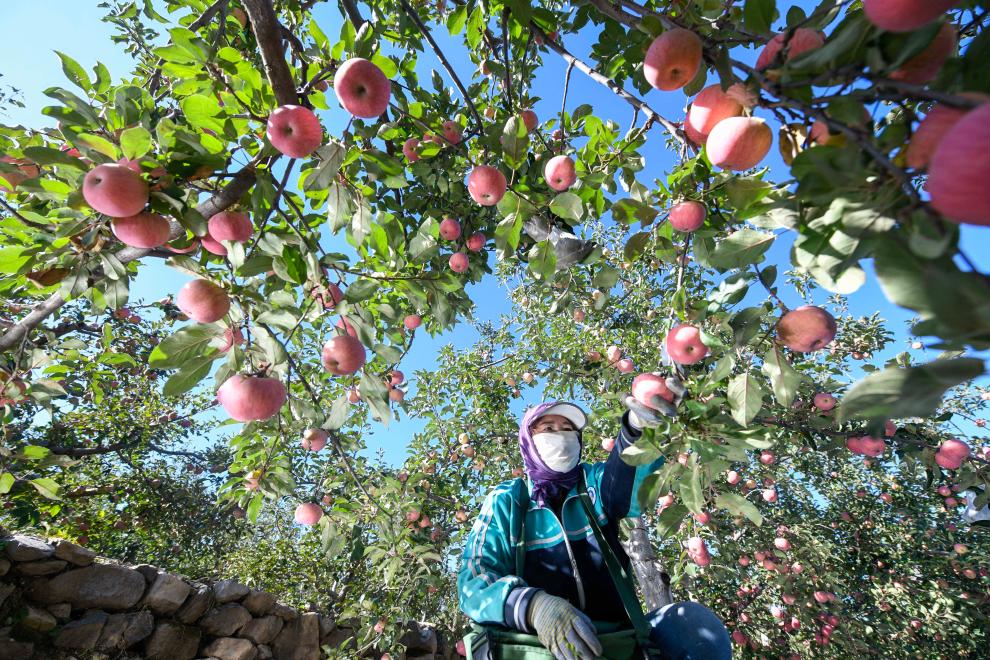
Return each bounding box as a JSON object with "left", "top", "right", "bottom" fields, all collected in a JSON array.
[{"left": 504, "top": 587, "right": 540, "bottom": 632}]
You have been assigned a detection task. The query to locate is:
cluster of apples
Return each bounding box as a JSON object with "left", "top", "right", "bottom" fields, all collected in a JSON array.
[
  {"left": 642, "top": 28, "right": 771, "bottom": 171},
  {"left": 438, "top": 216, "right": 487, "bottom": 274}
]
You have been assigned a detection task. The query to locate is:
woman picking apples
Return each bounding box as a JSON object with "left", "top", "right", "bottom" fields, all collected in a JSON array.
[{"left": 457, "top": 391, "right": 730, "bottom": 659}]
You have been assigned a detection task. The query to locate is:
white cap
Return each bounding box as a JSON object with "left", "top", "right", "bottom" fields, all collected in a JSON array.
[{"left": 534, "top": 402, "right": 588, "bottom": 430}]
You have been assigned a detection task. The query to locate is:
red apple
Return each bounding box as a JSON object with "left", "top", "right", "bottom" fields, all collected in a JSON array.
[
  {"left": 668, "top": 200, "right": 707, "bottom": 233},
  {"left": 617, "top": 358, "right": 635, "bottom": 373},
  {"left": 439, "top": 217, "right": 462, "bottom": 240},
  {"left": 935, "top": 438, "right": 970, "bottom": 469},
  {"left": 707, "top": 117, "right": 772, "bottom": 170},
  {"left": 544, "top": 155, "right": 577, "bottom": 191},
  {"left": 686, "top": 85, "right": 744, "bottom": 142},
  {"left": 846, "top": 435, "right": 885, "bottom": 457},
  {"left": 335, "top": 316, "right": 357, "bottom": 337},
  {"left": 442, "top": 120, "right": 463, "bottom": 144},
  {"left": 388, "top": 387, "right": 404, "bottom": 402},
  {"left": 302, "top": 427, "right": 328, "bottom": 452},
  {"left": 665, "top": 324, "right": 708, "bottom": 364},
  {"left": 177, "top": 279, "right": 230, "bottom": 323},
  {"left": 403, "top": 137, "right": 420, "bottom": 161},
  {"left": 83, "top": 163, "right": 149, "bottom": 217},
  {"left": 467, "top": 165, "right": 507, "bottom": 206},
  {"left": 521, "top": 109, "right": 538, "bottom": 133},
  {"left": 294, "top": 502, "right": 323, "bottom": 525},
  {"left": 208, "top": 210, "right": 253, "bottom": 244},
  {"left": 449, "top": 252, "right": 469, "bottom": 273},
  {"left": 813, "top": 392, "right": 836, "bottom": 411},
  {"left": 403, "top": 314, "right": 422, "bottom": 330},
  {"left": 631, "top": 373, "right": 674, "bottom": 410},
  {"left": 217, "top": 373, "right": 286, "bottom": 421},
  {"left": 776, "top": 305, "right": 837, "bottom": 352},
  {"left": 219, "top": 327, "right": 244, "bottom": 353},
  {"left": 333, "top": 57, "right": 391, "bottom": 118},
  {"left": 756, "top": 29, "right": 825, "bottom": 69},
  {"left": 890, "top": 23, "right": 956, "bottom": 84},
  {"left": 863, "top": 0, "right": 960, "bottom": 32},
  {"left": 774, "top": 537, "right": 791, "bottom": 551},
  {"left": 266, "top": 105, "right": 323, "bottom": 158},
  {"left": 111, "top": 212, "right": 171, "bottom": 248},
  {"left": 321, "top": 335, "right": 366, "bottom": 375},
  {"left": 643, "top": 28, "right": 702, "bottom": 91},
  {"left": 0, "top": 156, "right": 39, "bottom": 191},
  {"left": 466, "top": 232, "right": 486, "bottom": 252},
  {"left": 726, "top": 470, "right": 741, "bottom": 485},
  {"left": 760, "top": 451, "right": 775, "bottom": 465},
  {"left": 927, "top": 101, "right": 990, "bottom": 225}
]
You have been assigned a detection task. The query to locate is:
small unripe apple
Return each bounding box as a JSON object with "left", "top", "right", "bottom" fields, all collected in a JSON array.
[
  {"left": 668, "top": 200, "right": 707, "bottom": 233},
  {"left": 776, "top": 305, "right": 837, "bottom": 352},
  {"left": 333, "top": 58, "right": 391, "bottom": 118},
  {"left": 177, "top": 279, "right": 230, "bottom": 323},
  {"left": 111, "top": 212, "right": 171, "bottom": 248},
  {"left": 707, "top": 117, "right": 773, "bottom": 171},
  {"left": 266, "top": 105, "right": 323, "bottom": 158},
  {"left": 321, "top": 335, "right": 366, "bottom": 375},
  {"left": 544, "top": 155, "right": 577, "bottom": 191},
  {"left": 294, "top": 502, "right": 323, "bottom": 525},
  {"left": 643, "top": 28, "right": 702, "bottom": 91},
  {"left": 665, "top": 324, "right": 708, "bottom": 364},
  {"left": 467, "top": 165, "right": 507, "bottom": 206},
  {"left": 439, "top": 216, "right": 462, "bottom": 240},
  {"left": 217, "top": 374, "right": 286, "bottom": 422},
  {"left": 83, "top": 163, "right": 149, "bottom": 217}
]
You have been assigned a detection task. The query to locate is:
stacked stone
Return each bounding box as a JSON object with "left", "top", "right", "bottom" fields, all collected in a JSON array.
[{"left": 0, "top": 534, "right": 361, "bottom": 660}]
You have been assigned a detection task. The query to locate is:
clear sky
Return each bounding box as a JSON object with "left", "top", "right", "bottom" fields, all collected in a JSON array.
[{"left": 2, "top": 1, "right": 987, "bottom": 467}]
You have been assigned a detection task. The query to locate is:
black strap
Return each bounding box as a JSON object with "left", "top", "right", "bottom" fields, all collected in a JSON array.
[{"left": 576, "top": 472, "right": 654, "bottom": 647}]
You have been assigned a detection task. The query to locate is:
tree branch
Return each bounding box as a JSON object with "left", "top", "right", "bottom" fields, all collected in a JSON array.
[
  {"left": 398, "top": 0, "right": 485, "bottom": 131},
  {"left": 242, "top": 0, "right": 298, "bottom": 106}
]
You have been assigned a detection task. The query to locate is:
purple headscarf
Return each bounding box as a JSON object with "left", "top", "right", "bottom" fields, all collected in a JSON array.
[{"left": 519, "top": 402, "right": 584, "bottom": 509}]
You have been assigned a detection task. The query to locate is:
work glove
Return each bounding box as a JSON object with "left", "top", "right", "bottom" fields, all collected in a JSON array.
[
  {"left": 526, "top": 590, "right": 603, "bottom": 660},
  {"left": 624, "top": 373, "right": 686, "bottom": 429}
]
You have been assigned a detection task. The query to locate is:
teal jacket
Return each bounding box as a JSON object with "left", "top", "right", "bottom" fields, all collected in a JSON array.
[{"left": 457, "top": 413, "right": 664, "bottom": 631}]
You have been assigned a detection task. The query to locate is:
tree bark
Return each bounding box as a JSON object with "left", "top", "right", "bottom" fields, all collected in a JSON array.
[
  {"left": 242, "top": 0, "right": 298, "bottom": 106},
  {"left": 621, "top": 517, "right": 673, "bottom": 611}
]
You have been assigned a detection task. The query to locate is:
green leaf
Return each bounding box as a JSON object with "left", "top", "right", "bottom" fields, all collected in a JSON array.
[
  {"left": 677, "top": 462, "right": 704, "bottom": 514},
  {"left": 247, "top": 493, "right": 264, "bottom": 523},
  {"left": 500, "top": 115, "right": 529, "bottom": 170},
  {"left": 592, "top": 265, "right": 621, "bottom": 289},
  {"left": 56, "top": 51, "right": 91, "bottom": 92},
  {"left": 708, "top": 230, "right": 775, "bottom": 271},
  {"left": 727, "top": 372, "right": 765, "bottom": 427},
  {"left": 343, "top": 278, "right": 379, "bottom": 302},
  {"left": 149, "top": 325, "right": 220, "bottom": 369},
  {"left": 326, "top": 395, "right": 350, "bottom": 431},
  {"left": 164, "top": 358, "right": 213, "bottom": 397},
  {"left": 716, "top": 492, "right": 763, "bottom": 526},
  {"left": 761, "top": 347, "right": 804, "bottom": 407},
  {"left": 725, "top": 177, "right": 771, "bottom": 210},
  {"left": 30, "top": 477, "right": 61, "bottom": 500},
  {"left": 0, "top": 473, "right": 14, "bottom": 495},
  {"left": 744, "top": 0, "right": 776, "bottom": 34},
  {"left": 837, "top": 358, "right": 985, "bottom": 423},
  {"left": 527, "top": 241, "right": 556, "bottom": 280},
  {"left": 550, "top": 192, "right": 584, "bottom": 222},
  {"left": 304, "top": 141, "right": 346, "bottom": 192},
  {"left": 620, "top": 441, "right": 663, "bottom": 466},
  {"left": 280, "top": 246, "right": 307, "bottom": 285},
  {"left": 119, "top": 126, "right": 152, "bottom": 160},
  {"left": 656, "top": 503, "right": 688, "bottom": 539},
  {"left": 611, "top": 198, "right": 658, "bottom": 226},
  {"left": 327, "top": 182, "right": 354, "bottom": 233},
  {"left": 180, "top": 94, "right": 225, "bottom": 133}
]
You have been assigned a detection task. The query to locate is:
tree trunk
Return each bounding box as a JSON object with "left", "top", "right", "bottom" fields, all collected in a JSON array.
[{"left": 620, "top": 517, "right": 672, "bottom": 612}]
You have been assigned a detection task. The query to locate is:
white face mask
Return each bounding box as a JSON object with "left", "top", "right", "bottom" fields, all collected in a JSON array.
[{"left": 532, "top": 431, "right": 582, "bottom": 473}]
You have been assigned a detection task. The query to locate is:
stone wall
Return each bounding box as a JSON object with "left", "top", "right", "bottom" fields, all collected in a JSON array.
[{"left": 0, "top": 533, "right": 450, "bottom": 660}]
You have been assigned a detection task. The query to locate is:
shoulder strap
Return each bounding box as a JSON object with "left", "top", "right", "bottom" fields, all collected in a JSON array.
[
  {"left": 577, "top": 472, "right": 653, "bottom": 644},
  {"left": 514, "top": 478, "right": 526, "bottom": 577}
]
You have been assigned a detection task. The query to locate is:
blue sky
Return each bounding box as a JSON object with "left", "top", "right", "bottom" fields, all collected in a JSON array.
[{"left": 2, "top": 1, "right": 987, "bottom": 466}]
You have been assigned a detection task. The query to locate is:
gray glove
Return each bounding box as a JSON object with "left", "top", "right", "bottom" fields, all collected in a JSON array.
[
  {"left": 526, "top": 591, "right": 602, "bottom": 660},
  {"left": 625, "top": 373, "right": 686, "bottom": 429}
]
